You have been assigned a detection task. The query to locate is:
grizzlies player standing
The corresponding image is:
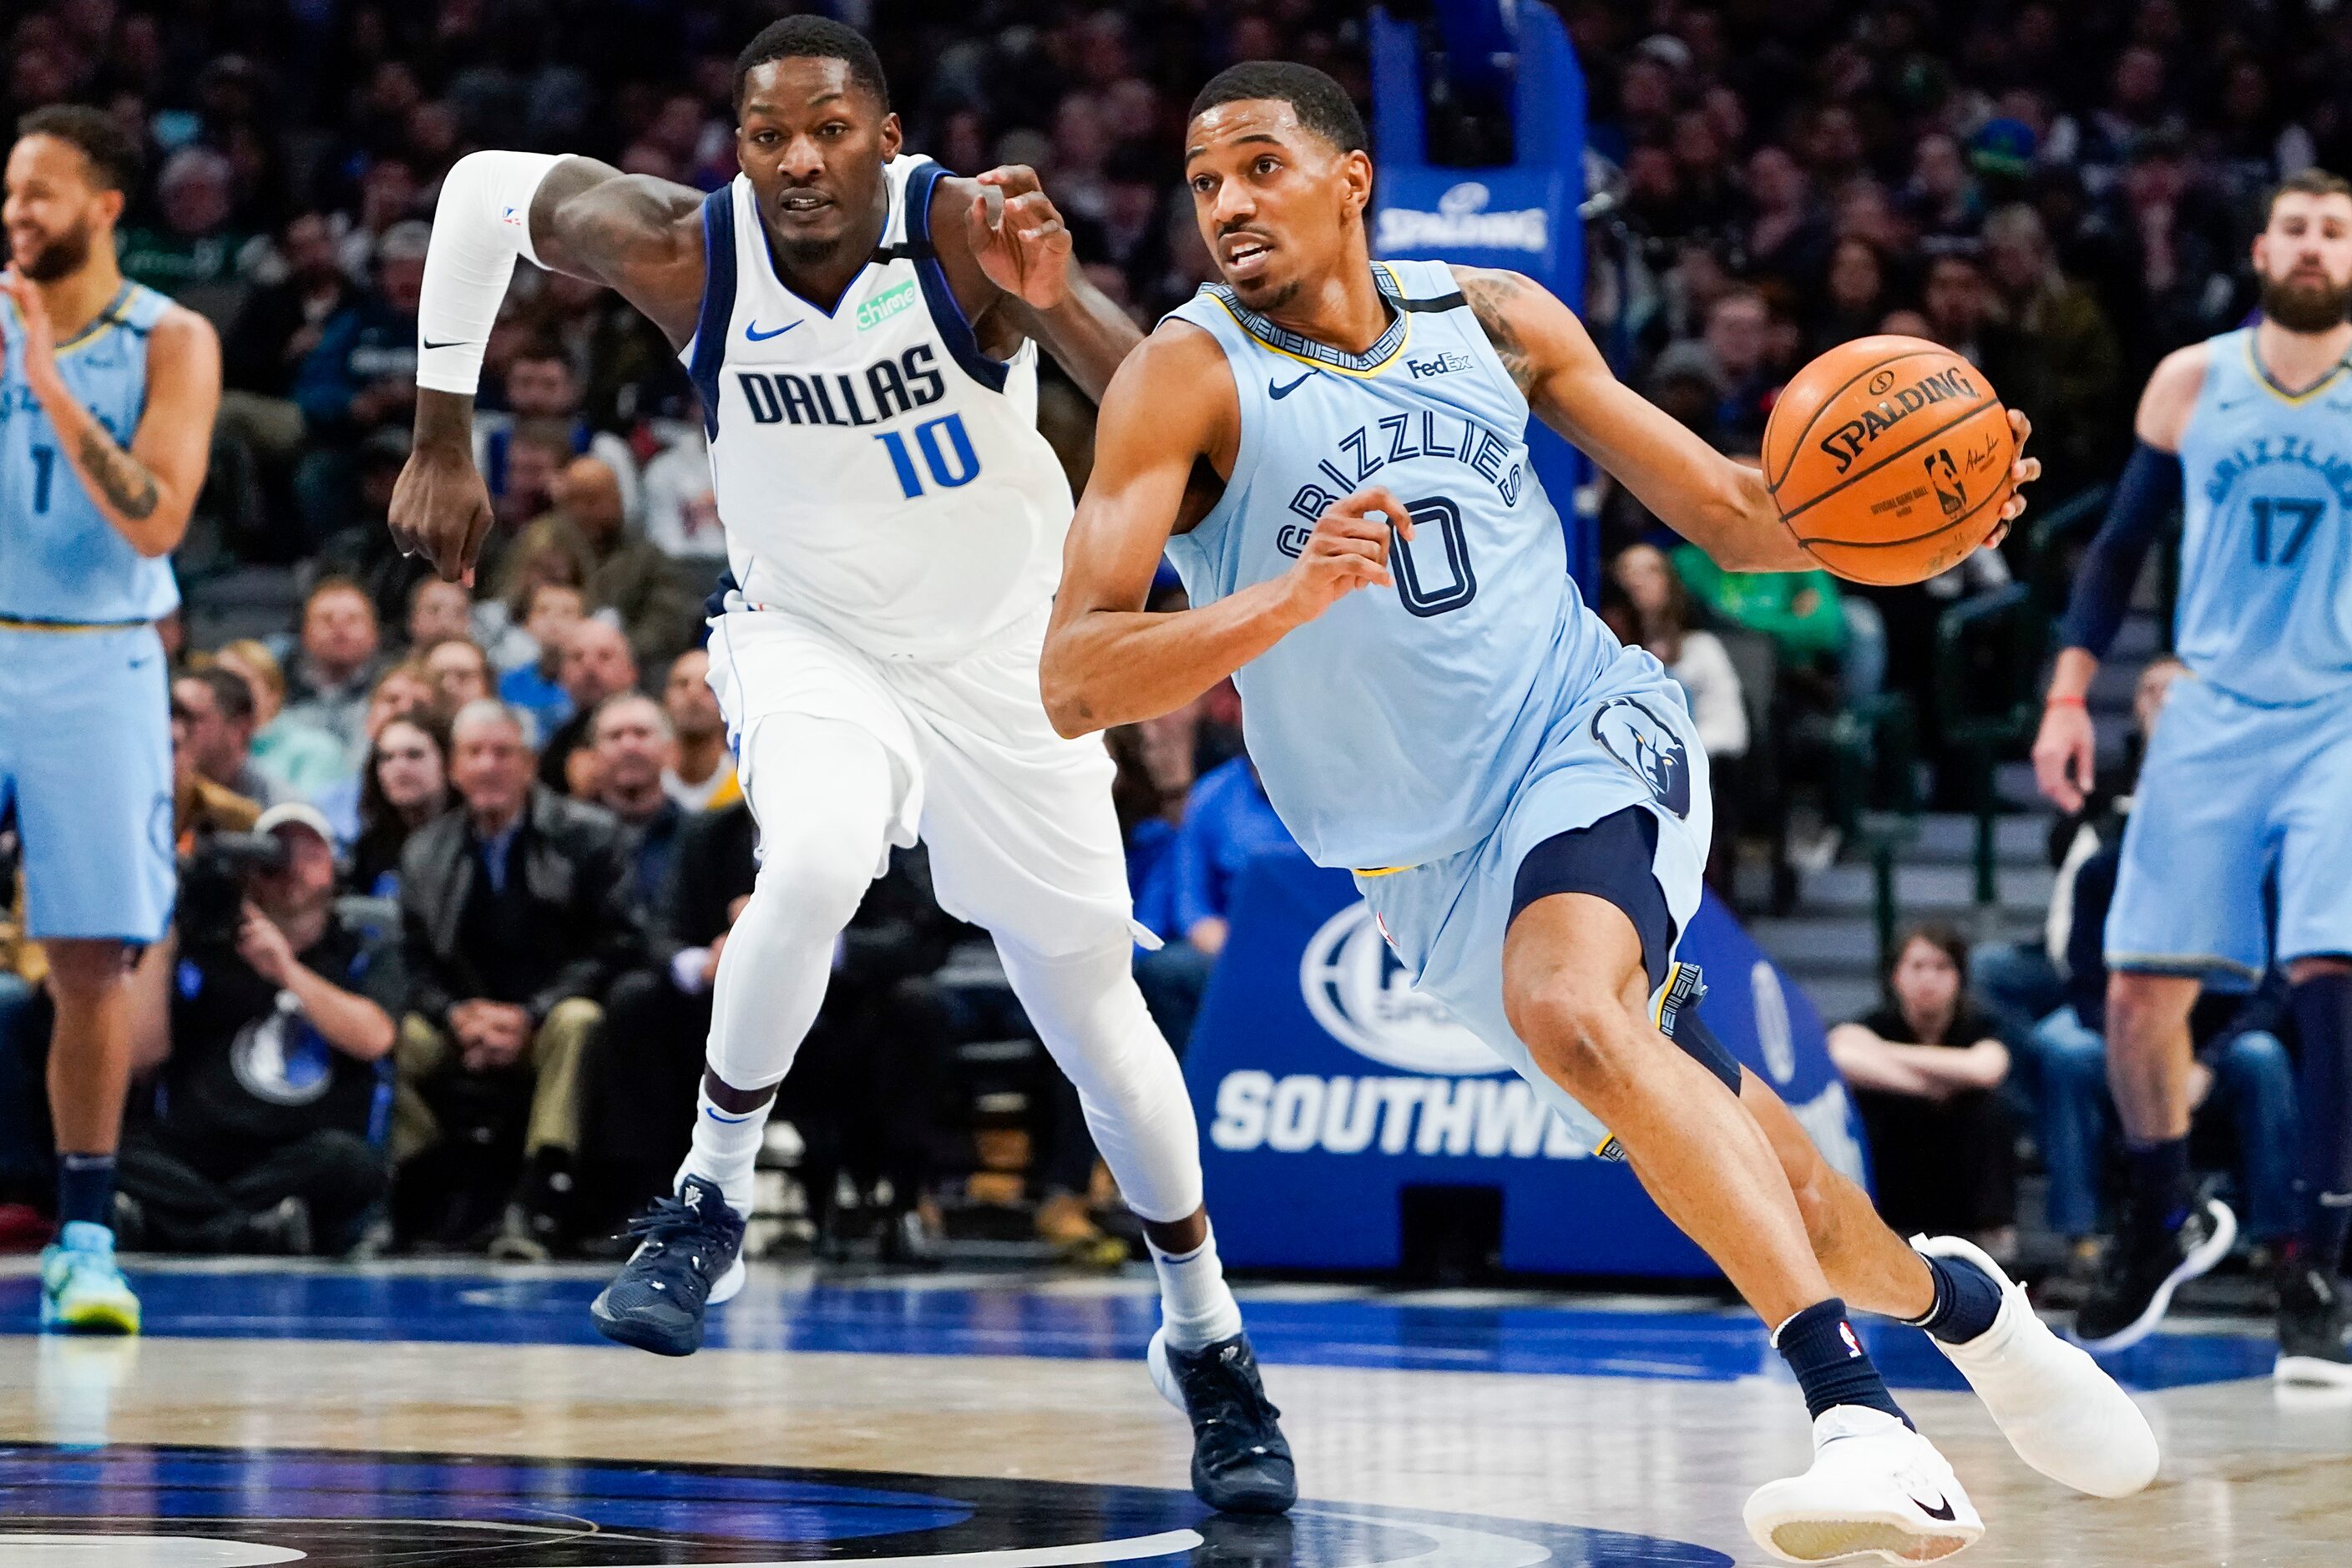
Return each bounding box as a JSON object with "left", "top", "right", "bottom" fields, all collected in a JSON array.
[
  {"left": 1047, "top": 63, "right": 2154, "bottom": 1563},
  {"left": 2037, "top": 169, "right": 2352, "bottom": 1376},
  {"left": 2, "top": 107, "right": 221, "bottom": 1332},
  {"left": 388, "top": 18, "right": 1291, "bottom": 1513}
]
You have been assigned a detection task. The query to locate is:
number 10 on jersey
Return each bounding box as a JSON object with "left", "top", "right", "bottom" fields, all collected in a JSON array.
[{"left": 876, "top": 412, "right": 982, "bottom": 499}]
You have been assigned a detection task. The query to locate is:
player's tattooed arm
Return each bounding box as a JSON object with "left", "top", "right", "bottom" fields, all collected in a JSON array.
[
  {"left": 1449, "top": 264, "right": 1814, "bottom": 573},
  {"left": 0, "top": 276, "right": 219, "bottom": 557},
  {"left": 527, "top": 158, "right": 710, "bottom": 346}
]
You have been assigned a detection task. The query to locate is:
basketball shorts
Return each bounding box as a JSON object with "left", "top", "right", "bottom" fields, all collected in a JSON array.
[
  {"left": 0, "top": 623, "right": 175, "bottom": 943},
  {"left": 706, "top": 602, "right": 1149, "bottom": 959},
  {"left": 1354, "top": 669, "right": 1714, "bottom": 1151},
  {"left": 2107, "top": 674, "right": 2352, "bottom": 984}
]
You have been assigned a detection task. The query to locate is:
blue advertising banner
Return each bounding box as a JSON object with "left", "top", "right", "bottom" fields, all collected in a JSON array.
[{"left": 1185, "top": 850, "right": 1868, "bottom": 1277}]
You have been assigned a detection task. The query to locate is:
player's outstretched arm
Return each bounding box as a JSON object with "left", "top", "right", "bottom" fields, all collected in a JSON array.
[
  {"left": 1041, "top": 323, "right": 1406, "bottom": 736},
  {"left": 938, "top": 164, "right": 1142, "bottom": 403},
  {"left": 392, "top": 152, "right": 707, "bottom": 581},
  {"left": 0, "top": 275, "right": 218, "bottom": 557},
  {"left": 2031, "top": 341, "right": 2208, "bottom": 811},
  {"left": 1449, "top": 266, "right": 2039, "bottom": 572}
]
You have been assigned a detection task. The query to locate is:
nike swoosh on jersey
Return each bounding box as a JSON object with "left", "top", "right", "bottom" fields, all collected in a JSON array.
[
  {"left": 745, "top": 321, "right": 801, "bottom": 341},
  {"left": 1270, "top": 372, "right": 1315, "bottom": 399}
]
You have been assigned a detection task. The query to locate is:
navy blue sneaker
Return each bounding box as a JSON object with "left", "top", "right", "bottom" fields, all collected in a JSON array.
[
  {"left": 1148, "top": 1328, "right": 1297, "bottom": 1513},
  {"left": 589, "top": 1176, "right": 747, "bottom": 1357}
]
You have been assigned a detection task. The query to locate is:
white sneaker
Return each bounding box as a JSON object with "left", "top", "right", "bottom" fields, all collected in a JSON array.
[
  {"left": 1914, "top": 1234, "right": 2158, "bottom": 1498},
  {"left": 1744, "top": 1405, "right": 1983, "bottom": 1564}
]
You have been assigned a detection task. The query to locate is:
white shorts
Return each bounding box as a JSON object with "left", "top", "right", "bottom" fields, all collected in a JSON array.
[{"left": 705, "top": 603, "right": 1149, "bottom": 959}]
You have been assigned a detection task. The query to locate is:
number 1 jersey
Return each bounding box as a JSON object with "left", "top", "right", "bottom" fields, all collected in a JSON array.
[
  {"left": 1161, "top": 260, "right": 1629, "bottom": 872},
  {"left": 684, "top": 154, "right": 1073, "bottom": 660},
  {"left": 2175, "top": 326, "right": 2352, "bottom": 706}
]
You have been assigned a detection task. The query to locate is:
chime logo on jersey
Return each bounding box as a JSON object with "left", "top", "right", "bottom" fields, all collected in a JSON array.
[
  {"left": 734, "top": 342, "right": 948, "bottom": 428},
  {"left": 1590, "top": 696, "right": 1692, "bottom": 817}
]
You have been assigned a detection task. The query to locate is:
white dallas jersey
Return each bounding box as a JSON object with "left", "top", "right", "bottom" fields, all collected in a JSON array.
[{"left": 683, "top": 154, "right": 1073, "bottom": 659}]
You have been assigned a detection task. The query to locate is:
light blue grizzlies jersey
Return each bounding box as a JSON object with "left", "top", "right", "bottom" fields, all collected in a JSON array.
[
  {"left": 0, "top": 281, "right": 180, "bottom": 624},
  {"left": 2176, "top": 327, "right": 2352, "bottom": 706},
  {"left": 1164, "top": 260, "right": 1624, "bottom": 871}
]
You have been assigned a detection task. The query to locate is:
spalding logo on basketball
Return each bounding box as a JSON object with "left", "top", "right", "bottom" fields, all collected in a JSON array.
[
  {"left": 1299, "top": 903, "right": 1502, "bottom": 1075},
  {"left": 1590, "top": 697, "right": 1692, "bottom": 818}
]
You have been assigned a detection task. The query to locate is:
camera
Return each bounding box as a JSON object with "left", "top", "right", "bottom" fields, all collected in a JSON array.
[{"left": 177, "top": 830, "right": 290, "bottom": 950}]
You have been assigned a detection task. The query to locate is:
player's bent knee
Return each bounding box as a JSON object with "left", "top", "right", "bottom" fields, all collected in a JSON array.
[
  {"left": 2105, "top": 970, "right": 2195, "bottom": 1045},
  {"left": 1508, "top": 978, "right": 1639, "bottom": 1097}
]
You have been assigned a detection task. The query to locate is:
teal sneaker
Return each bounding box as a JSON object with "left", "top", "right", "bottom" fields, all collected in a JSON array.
[{"left": 40, "top": 1222, "right": 142, "bottom": 1335}]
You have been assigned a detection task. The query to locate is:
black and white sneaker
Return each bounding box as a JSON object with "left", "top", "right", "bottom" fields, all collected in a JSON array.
[
  {"left": 1146, "top": 1328, "right": 1297, "bottom": 1514},
  {"left": 589, "top": 1176, "right": 747, "bottom": 1357},
  {"left": 2075, "top": 1196, "right": 2236, "bottom": 1353},
  {"left": 2276, "top": 1267, "right": 2352, "bottom": 1386}
]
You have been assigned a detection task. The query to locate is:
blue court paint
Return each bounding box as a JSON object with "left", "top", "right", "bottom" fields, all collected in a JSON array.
[
  {"left": 0, "top": 1444, "right": 1735, "bottom": 1567},
  {"left": 0, "top": 1264, "right": 2276, "bottom": 1391}
]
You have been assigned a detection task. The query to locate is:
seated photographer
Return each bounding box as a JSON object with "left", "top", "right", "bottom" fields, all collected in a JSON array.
[
  {"left": 117, "top": 804, "right": 397, "bottom": 1256},
  {"left": 394, "top": 699, "right": 647, "bottom": 1261}
]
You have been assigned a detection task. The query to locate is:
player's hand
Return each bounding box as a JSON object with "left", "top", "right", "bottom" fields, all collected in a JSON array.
[
  {"left": 1987, "top": 408, "right": 2041, "bottom": 548},
  {"left": 0, "top": 269, "right": 64, "bottom": 399},
  {"left": 2031, "top": 697, "right": 2097, "bottom": 813},
  {"left": 389, "top": 422, "right": 494, "bottom": 585},
  {"left": 235, "top": 901, "right": 296, "bottom": 986},
  {"left": 1282, "top": 487, "right": 1414, "bottom": 622},
  {"left": 967, "top": 166, "right": 1073, "bottom": 312}
]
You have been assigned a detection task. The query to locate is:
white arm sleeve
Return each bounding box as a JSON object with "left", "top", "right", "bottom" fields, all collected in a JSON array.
[{"left": 415, "top": 150, "right": 564, "bottom": 395}]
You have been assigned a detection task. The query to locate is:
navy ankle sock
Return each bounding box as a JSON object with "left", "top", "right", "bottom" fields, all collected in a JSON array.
[
  {"left": 1773, "top": 1297, "right": 1910, "bottom": 1425},
  {"left": 2290, "top": 973, "right": 2352, "bottom": 1272},
  {"left": 2125, "top": 1136, "right": 2191, "bottom": 1233},
  {"left": 57, "top": 1152, "right": 117, "bottom": 1229},
  {"left": 1909, "top": 1251, "right": 2006, "bottom": 1346}
]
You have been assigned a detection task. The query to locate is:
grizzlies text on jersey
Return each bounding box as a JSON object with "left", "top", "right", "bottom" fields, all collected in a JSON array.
[
  {"left": 1162, "top": 260, "right": 1713, "bottom": 1150},
  {"left": 2172, "top": 326, "right": 2352, "bottom": 706}
]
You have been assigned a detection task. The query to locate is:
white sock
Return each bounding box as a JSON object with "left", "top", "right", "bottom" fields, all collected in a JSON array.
[
  {"left": 676, "top": 1084, "right": 767, "bottom": 1218},
  {"left": 1148, "top": 1223, "right": 1244, "bottom": 1350}
]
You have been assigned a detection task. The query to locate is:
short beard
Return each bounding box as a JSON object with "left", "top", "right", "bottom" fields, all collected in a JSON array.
[
  {"left": 15, "top": 222, "right": 91, "bottom": 282},
  {"left": 1232, "top": 275, "right": 1299, "bottom": 313},
  {"left": 2260, "top": 274, "right": 2351, "bottom": 334}
]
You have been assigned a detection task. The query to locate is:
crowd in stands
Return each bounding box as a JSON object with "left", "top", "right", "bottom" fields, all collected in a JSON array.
[{"left": 0, "top": 0, "right": 2336, "bottom": 1284}]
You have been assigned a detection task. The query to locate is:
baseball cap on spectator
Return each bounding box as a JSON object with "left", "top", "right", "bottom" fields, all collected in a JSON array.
[
  {"left": 379, "top": 220, "right": 433, "bottom": 265},
  {"left": 255, "top": 802, "right": 337, "bottom": 845}
]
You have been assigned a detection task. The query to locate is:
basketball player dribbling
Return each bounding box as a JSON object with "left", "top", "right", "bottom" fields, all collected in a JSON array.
[
  {"left": 388, "top": 18, "right": 1292, "bottom": 1513},
  {"left": 1042, "top": 61, "right": 2151, "bottom": 1563},
  {"left": 3, "top": 107, "right": 222, "bottom": 1336},
  {"left": 2036, "top": 169, "right": 2352, "bottom": 1378}
]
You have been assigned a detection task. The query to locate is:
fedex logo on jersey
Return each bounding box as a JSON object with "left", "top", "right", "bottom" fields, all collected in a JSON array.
[
  {"left": 1285, "top": 408, "right": 1526, "bottom": 524},
  {"left": 1406, "top": 351, "right": 1474, "bottom": 380},
  {"left": 735, "top": 343, "right": 948, "bottom": 429}
]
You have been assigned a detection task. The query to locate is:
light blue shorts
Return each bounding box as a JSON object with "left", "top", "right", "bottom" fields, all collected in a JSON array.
[
  {"left": 2107, "top": 674, "right": 2352, "bottom": 985},
  {"left": 1355, "top": 670, "right": 1713, "bottom": 1150},
  {"left": 0, "top": 624, "right": 175, "bottom": 943}
]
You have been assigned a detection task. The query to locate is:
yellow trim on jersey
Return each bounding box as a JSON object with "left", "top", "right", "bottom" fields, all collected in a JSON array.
[
  {"left": 1212, "top": 264, "right": 1415, "bottom": 378},
  {"left": 2243, "top": 333, "right": 2351, "bottom": 405},
  {"left": 0, "top": 615, "right": 146, "bottom": 633},
  {"left": 1353, "top": 864, "right": 1415, "bottom": 878}
]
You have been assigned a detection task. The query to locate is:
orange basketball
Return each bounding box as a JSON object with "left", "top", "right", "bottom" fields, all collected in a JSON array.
[{"left": 1761, "top": 336, "right": 2015, "bottom": 585}]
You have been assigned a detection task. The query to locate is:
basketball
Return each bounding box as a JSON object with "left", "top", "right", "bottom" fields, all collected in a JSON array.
[{"left": 1762, "top": 336, "right": 2015, "bottom": 585}]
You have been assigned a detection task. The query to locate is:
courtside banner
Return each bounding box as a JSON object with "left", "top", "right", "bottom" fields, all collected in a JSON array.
[{"left": 1185, "top": 850, "right": 1865, "bottom": 1276}]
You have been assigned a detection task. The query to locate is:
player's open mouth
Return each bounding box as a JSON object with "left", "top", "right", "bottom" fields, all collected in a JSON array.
[
  {"left": 1222, "top": 235, "right": 1275, "bottom": 276},
  {"left": 776, "top": 191, "right": 831, "bottom": 215}
]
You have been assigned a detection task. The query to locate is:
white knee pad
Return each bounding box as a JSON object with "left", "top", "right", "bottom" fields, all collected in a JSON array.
[{"left": 996, "top": 935, "right": 1204, "bottom": 1223}]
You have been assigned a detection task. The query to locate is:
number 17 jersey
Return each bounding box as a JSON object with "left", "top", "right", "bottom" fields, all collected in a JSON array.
[
  {"left": 2175, "top": 326, "right": 2352, "bottom": 706},
  {"left": 1162, "top": 260, "right": 1624, "bottom": 872}
]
